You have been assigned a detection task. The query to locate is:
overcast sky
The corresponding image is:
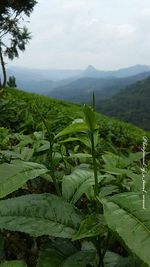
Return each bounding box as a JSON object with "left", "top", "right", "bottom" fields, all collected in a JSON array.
[{"left": 10, "top": 0, "right": 150, "bottom": 70}]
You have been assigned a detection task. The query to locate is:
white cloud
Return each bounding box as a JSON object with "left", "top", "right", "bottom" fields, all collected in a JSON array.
[{"left": 10, "top": 0, "right": 150, "bottom": 69}]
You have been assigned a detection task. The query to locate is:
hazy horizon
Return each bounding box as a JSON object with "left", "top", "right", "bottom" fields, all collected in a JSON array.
[
  {"left": 8, "top": 63, "right": 150, "bottom": 71},
  {"left": 8, "top": 0, "right": 150, "bottom": 70}
]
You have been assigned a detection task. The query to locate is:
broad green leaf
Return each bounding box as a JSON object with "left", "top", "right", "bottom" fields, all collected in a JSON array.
[
  {"left": 59, "top": 137, "right": 79, "bottom": 144},
  {"left": 102, "top": 152, "right": 131, "bottom": 169},
  {"left": 104, "top": 251, "right": 133, "bottom": 267},
  {"left": 0, "top": 261, "right": 27, "bottom": 267},
  {"left": 129, "top": 171, "right": 150, "bottom": 194},
  {"left": 20, "top": 147, "right": 34, "bottom": 161},
  {"left": 0, "top": 160, "right": 48, "bottom": 198},
  {"left": 77, "top": 135, "right": 92, "bottom": 148},
  {"left": 69, "top": 153, "right": 92, "bottom": 159},
  {"left": 102, "top": 167, "right": 133, "bottom": 176},
  {"left": 83, "top": 104, "right": 97, "bottom": 132},
  {"left": 81, "top": 240, "right": 96, "bottom": 250},
  {"left": 62, "top": 169, "right": 103, "bottom": 204},
  {"left": 36, "top": 141, "right": 50, "bottom": 152},
  {"left": 37, "top": 240, "right": 97, "bottom": 267},
  {"left": 33, "top": 131, "right": 45, "bottom": 140},
  {"left": 101, "top": 192, "right": 150, "bottom": 266},
  {"left": 55, "top": 122, "right": 88, "bottom": 139},
  {"left": 73, "top": 213, "right": 106, "bottom": 240},
  {"left": 0, "top": 150, "right": 22, "bottom": 160},
  {"left": 102, "top": 152, "right": 148, "bottom": 170},
  {"left": 38, "top": 251, "right": 97, "bottom": 267},
  {"left": 99, "top": 185, "right": 119, "bottom": 198},
  {"left": 127, "top": 152, "right": 149, "bottom": 165},
  {"left": 62, "top": 250, "right": 97, "bottom": 267},
  {"left": 16, "top": 135, "right": 33, "bottom": 147},
  {"left": 37, "top": 239, "right": 77, "bottom": 267},
  {"left": 78, "top": 131, "right": 99, "bottom": 148},
  {"left": 69, "top": 153, "right": 92, "bottom": 163},
  {"left": 59, "top": 132, "right": 99, "bottom": 148},
  {"left": 0, "top": 193, "right": 82, "bottom": 238},
  {"left": 102, "top": 153, "right": 118, "bottom": 168},
  {"left": 40, "top": 173, "right": 52, "bottom": 182}
]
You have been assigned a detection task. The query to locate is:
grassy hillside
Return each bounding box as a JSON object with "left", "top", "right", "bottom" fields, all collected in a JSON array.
[
  {"left": 96, "top": 76, "right": 150, "bottom": 130},
  {"left": 0, "top": 87, "right": 150, "bottom": 267},
  {"left": 0, "top": 87, "right": 149, "bottom": 151}
]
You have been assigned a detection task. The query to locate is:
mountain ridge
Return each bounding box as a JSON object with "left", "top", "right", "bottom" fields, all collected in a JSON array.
[
  {"left": 4, "top": 64, "right": 150, "bottom": 96},
  {"left": 96, "top": 76, "right": 150, "bottom": 130},
  {"left": 48, "top": 71, "right": 150, "bottom": 103}
]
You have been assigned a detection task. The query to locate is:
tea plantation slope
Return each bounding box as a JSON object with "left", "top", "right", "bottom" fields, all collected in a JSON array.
[{"left": 0, "top": 87, "right": 149, "bottom": 150}]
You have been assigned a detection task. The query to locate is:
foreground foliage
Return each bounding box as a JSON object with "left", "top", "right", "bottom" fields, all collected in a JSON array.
[{"left": 0, "top": 88, "right": 150, "bottom": 266}]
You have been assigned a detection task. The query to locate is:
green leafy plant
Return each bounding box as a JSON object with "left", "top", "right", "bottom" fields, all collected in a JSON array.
[{"left": 0, "top": 90, "right": 150, "bottom": 267}]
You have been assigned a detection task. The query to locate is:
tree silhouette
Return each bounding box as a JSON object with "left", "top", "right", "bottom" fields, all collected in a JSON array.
[
  {"left": 0, "top": 0, "right": 37, "bottom": 88},
  {"left": 7, "top": 75, "right": 17, "bottom": 88}
]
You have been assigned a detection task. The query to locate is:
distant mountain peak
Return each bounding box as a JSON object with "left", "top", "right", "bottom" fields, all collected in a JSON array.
[{"left": 85, "top": 65, "right": 97, "bottom": 72}]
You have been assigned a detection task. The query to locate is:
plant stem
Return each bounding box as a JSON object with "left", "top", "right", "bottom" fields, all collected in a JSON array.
[
  {"left": 101, "top": 232, "right": 110, "bottom": 262},
  {"left": 46, "top": 127, "right": 61, "bottom": 196},
  {"left": 34, "top": 104, "right": 61, "bottom": 196},
  {"left": 96, "top": 236, "right": 104, "bottom": 267},
  {"left": 90, "top": 131, "right": 98, "bottom": 197}
]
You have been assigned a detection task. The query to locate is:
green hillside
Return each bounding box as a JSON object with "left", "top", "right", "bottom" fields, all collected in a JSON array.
[
  {"left": 0, "top": 87, "right": 150, "bottom": 267},
  {"left": 0, "top": 87, "right": 149, "bottom": 151},
  {"left": 49, "top": 72, "right": 150, "bottom": 103},
  {"left": 96, "top": 76, "right": 150, "bottom": 130}
]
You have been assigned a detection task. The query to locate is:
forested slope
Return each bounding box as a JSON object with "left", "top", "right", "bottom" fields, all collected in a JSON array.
[{"left": 96, "top": 76, "right": 150, "bottom": 130}]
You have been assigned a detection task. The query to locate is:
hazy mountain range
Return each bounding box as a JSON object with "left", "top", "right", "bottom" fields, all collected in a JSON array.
[
  {"left": 5, "top": 64, "right": 150, "bottom": 130},
  {"left": 6, "top": 64, "right": 150, "bottom": 99},
  {"left": 49, "top": 71, "right": 150, "bottom": 103},
  {"left": 96, "top": 76, "right": 150, "bottom": 130}
]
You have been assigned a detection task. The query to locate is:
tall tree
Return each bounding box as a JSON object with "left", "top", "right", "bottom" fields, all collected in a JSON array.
[{"left": 0, "top": 0, "right": 37, "bottom": 88}]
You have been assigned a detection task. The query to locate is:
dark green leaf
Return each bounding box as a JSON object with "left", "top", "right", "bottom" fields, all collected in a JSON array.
[{"left": 0, "top": 193, "right": 82, "bottom": 238}]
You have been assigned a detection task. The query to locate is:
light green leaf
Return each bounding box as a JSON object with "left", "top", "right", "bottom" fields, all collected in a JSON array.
[
  {"left": 20, "top": 147, "right": 34, "bottom": 161},
  {"left": 59, "top": 137, "right": 79, "bottom": 144},
  {"left": 78, "top": 131, "right": 99, "bottom": 148},
  {"left": 102, "top": 151, "right": 148, "bottom": 170},
  {"left": 59, "top": 132, "right": 99, "bottom": 149},
  {"left": 73, "top": 213, "right": 106, "bottom": 240},
  {"left": 104, "top": 251, "right": 133, "bottom": 267},
  {"left": 103, "top": 167, "right": 133, "bottom": 176},
  {"left": 55, "top": 122, "right": 88, "bottom": 139},
  {"left": 0, "top": 261, "right": 27, "bottom": 267},
  {"left": 0, "top": 193, "right": 82, "bottom": 238},
  {"left": 62, "top": 169, "right": 103, "bottom": 204},
  {"left": 0, "top": 160, "right": 48, "bottom": 198},
  {"left": 69, "top": 153, "right": 92, "bottom": 159},
  {"left": 99, "top": 185, "right": 119, "bottom": 199},
  {"left": 127, "top": 152, "right": 149, "bottom": 165},
  {"left": 101, "top": 192, "right": 150, "bottom": 266},
  {"left": 69, "top": 153, "right": 92, "bottom": 163},
  {"left": 102, "top": 153, "right": 118, "bottom": 168},
  {"left": 83, "top": 104, "right": 97, "bottom": 132},
  {"left": 36, "top": 141, "right": 50, "bottom": 152},
  {"left": 40, "top": 173, "right": 52, "bottom": 182},
  {"left": 0, "top": 150, "right": 22, "bottom": 160}
]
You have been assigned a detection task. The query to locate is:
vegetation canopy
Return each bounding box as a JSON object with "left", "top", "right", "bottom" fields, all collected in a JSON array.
[
  {"left": 0, "top": 87, "right": 150, "bottom": 267},
  {"left": 0, "top": 0, "right": 37, "bottom": 88}
]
